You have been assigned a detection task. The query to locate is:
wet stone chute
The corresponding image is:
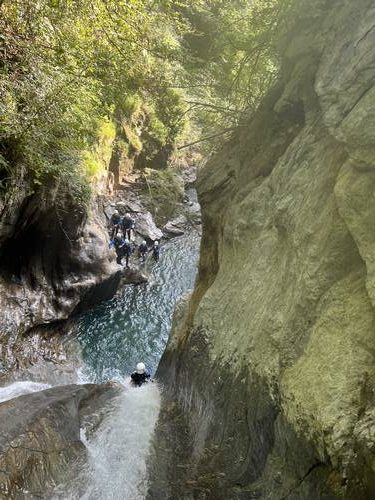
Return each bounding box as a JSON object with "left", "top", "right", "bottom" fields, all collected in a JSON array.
[{"left": 56, "top": 384, "right": 161, "bottom": 500}]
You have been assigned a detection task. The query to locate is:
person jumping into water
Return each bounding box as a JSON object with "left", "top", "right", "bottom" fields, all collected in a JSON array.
[{"left": 130, "top": 362, "right": 151, "bottom": 387}]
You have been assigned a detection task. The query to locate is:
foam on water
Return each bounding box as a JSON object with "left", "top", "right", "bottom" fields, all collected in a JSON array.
[{"left": 0, "top": 381, "right": 51, "bottom": 403}]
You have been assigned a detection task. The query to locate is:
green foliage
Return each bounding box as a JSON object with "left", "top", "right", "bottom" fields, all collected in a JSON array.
[
  {"left": 0, "top": 0, "right": 189, "bottom": 203},
  {"left": 120, "top": 95, "right": 143, "bottom": 120},
  {"left": 0, "top": 0, "right": 286, "bottom": 204},
  {"left": 174, "top": 0, "right": 283, "bottom": 150},
  {"left": 123, "top": 124, "right": 143, "bottom": 153}
]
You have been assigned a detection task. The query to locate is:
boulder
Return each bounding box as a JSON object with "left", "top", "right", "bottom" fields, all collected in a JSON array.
[
  {"left": 163, "top": 215, "right": 188, "bottom": 238},
  {"left": 0, "top": 383, "right": 121, "bottom": 497},
  {"left": 134, "top": 211, "right": 163, "bottom": 242},
  {"left": 121, "top": 267, "right": 149, "bottom": 285},
  {"left": 122, "top": 198, "right": 144, "bottom": 213},
  {"left": 103, "top": 204, "right": 116, "bottom": 221}
]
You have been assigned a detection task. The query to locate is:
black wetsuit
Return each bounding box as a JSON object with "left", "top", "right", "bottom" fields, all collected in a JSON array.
[
  {"left": 152, "top": 246, "right": 160, "bottom": 262},
  {"left": 130, "top": 371, "right": 151, "bottom": 387},
  {"left": 122, "top": 241, "right": 132, "bottom": 268},
  {"left": 110, "top": 213, "right": 121, "bottom": 238},
  {"left": 114, "top": 236, "right": 125, "bottom": 264},
  {"left": 122, "top": 216, "right": 135, "bottom": 240},
  {"left": 138, "top": 243, "right": 148, "bottom": 262}
]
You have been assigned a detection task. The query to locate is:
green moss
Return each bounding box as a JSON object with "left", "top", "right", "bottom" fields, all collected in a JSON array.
[
  {"left": 81, "top": 117, "right": 116, "bottom": 178},
  {"left": 148, "top": 115, "right": 168, "bottom": 146}
]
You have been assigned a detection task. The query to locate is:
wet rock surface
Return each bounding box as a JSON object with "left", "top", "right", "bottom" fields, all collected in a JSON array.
[
  {"left": 163, "top": 215, "right": 187, "bottom": 237},
  {"left": 0, "top": 382, "right": 121, "bottom": 498},
  {"left": 121, "top": 267, "right": 149, "bottom": 285},
  {"left": 0, "top": 181, "right": 120, "bottom": 375},
  {"left": 133, "top": 211, "right": 163, "bottom": 243},
  {"left": 149, "top": 1, "right": 375, "bottom": 499}
]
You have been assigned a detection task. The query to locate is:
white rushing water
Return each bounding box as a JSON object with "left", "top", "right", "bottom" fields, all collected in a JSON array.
[
  {"left": 0, "top": 380, "right": 51, "bottom": 403},
  {"left": 64, "top": 382, "right": 161, "bottom": 500}
]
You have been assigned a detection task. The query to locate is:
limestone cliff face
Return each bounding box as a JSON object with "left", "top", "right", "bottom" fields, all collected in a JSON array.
[
  {"left": 150, "top": 1, "right": 375, "bottom": 498},
  {"left": 0, "top": 173, "right": 120, "bottom": 373}
]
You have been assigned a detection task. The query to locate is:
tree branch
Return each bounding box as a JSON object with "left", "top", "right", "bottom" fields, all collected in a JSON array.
[{"left": 177, "top": 127, "right": 240, "bottom": 150}]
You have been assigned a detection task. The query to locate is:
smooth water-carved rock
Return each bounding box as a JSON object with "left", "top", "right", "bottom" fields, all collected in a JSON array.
[
  {"left": 0, "top": 383, "right": 121, "bottom": 498},
  {"left": 121, "top": 267, "right": 149, "bottom": 285},
  {"left": 163, "top": 215, "right": 187, "bottom": 237},
  {"left": 0, "top": 181, "right": 120, "bottom": 374},
  {"left": 149, "top": 1, "right": 375, "bottom": 498}
]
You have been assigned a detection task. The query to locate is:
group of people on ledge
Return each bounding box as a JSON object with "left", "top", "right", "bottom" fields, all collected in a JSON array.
[{"left": 109, "top": 210, "right": 160, "bottom": 267}]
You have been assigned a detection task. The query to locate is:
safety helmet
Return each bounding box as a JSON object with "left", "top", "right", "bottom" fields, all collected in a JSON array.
[
  {"left": 142, "top": 240, "right": 146, "bottom": 246},
  {"left": 154, "top": 241, "right": 159, "bottom": 246},
  {"left": 136, "top": 362, "right": 145, "bottom": 374},
  {"left": 124, "top": 239, "right": 129, "bottom": 244},
  {"left": 126, "top": 212, "right": 130, "bottom": 218},
  {"left": 113, "top": 209, "right": 119, "bottom": 215}
]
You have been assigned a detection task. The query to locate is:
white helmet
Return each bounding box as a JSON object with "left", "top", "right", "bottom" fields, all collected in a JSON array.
[
  {"left": 142, "top": 240, "right": 146, "bottom": 246},
  {"left": 113, "top": 209, "right": 119, "bottom": 215},
  {"left": 124, "top": 239, "right": 129, "bottom": 244},
  {"left": 126, "top": 212, "right": 130, "bottom": 218},
  {"left": 136, "top": 362, "right": 145, "bottom": 374},
  {"left": 154, "top": 241, "right": 159, "bottom": 246}
]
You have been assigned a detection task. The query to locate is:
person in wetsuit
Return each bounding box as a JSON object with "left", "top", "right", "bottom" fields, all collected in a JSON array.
[
  {"left": 138, "top": 240, "right": 148, "bottom": 263},
  {"left": 122, "top": 213, "right": 135, "bottom": 240},
  {"left": 122, "top": 238, "right": 132, "bottom": 268},
  {"left": 152, "top": 240, "right": 160, "bottom": 262},
  {"left": 113, "top": 235, "right": 125, "bottom": 264},
  {"left": 110, "top": 209, "right": 121, "bottom": 239},
  {"left": 113, "top": 236, "right": 132, "bottom": 267},
  {"left": 130, "top": 362, "right": 151, "bottom": 387}
]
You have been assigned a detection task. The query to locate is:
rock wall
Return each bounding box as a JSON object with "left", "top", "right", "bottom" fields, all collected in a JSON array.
[
  {"left": 0, "top": 172, "right": 120, "bottom": 374},
  {"left": 0, "top": 382, "right": 120, "bottom": 497},
  {"left": 150, "top": 1, "right": 375, "bottom": 498}
]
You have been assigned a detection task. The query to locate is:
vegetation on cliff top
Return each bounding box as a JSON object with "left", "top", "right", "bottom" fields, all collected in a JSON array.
[{"left": 0, "top": 0, "right": 283, "bottom": 204}]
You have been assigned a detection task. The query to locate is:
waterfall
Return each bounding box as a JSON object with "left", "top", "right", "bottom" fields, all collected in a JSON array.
[{"left": 77, "top": 383, "right": 160, "bottom": 500}]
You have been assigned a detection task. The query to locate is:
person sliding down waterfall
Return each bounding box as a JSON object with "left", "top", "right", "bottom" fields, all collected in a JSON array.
[
  {"left": 130, "top": 362, "right": 151, "bottom": 387},
  {"left": 152, "top": 240, "right": 160, "bottom": 262},
  {"left": 122, "top": 212, "right": 135, "bottom": 240},
  {"left": 138, "top": 240, "right": 148, "bottom": 263}
]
